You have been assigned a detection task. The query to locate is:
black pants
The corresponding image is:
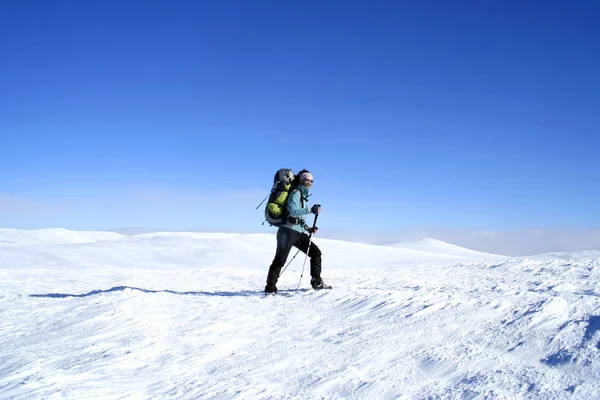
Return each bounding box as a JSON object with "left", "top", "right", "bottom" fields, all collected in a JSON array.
[{"left": 265, "top": 227, "right": 322, "bottom": 290}]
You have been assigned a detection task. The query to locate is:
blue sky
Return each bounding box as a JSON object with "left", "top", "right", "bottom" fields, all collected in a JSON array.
[{"left": 1, "top": 0, "right": 599, "bottom": 244}]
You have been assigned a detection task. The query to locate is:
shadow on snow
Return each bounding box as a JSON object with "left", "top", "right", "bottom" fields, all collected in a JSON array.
[{"left": 29, "top": 285, "right": 310, "bottom": 298}]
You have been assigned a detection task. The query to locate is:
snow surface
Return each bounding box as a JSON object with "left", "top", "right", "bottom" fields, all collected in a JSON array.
[{"left": 1, "top": 229, "right": 600, "bottom": 399}]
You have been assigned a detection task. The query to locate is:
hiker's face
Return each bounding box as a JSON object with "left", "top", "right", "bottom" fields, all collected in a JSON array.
[{"left": 301, "top": 178, "right": 313, "bottom": 189}]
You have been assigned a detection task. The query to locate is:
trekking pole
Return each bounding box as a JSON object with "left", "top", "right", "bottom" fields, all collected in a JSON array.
[
  {"left": 281, "top": 223, "right": 320, "bottom": 277},
  {"left": 279, "top": 248, "right": 301, "bottom": 277},
  {"left": 255, "top": 193, "right": 270, "bottom": 210},
  {"left": 298, "top": 213, "right": 319, "bottom": 290},
  {"left": 279, "top": 226, "right": 317, "bottom": 277}
]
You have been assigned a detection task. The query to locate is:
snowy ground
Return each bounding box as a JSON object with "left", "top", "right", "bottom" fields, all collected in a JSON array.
[{"left": 1, "top": 229, "right": 600, "bottom": 399}]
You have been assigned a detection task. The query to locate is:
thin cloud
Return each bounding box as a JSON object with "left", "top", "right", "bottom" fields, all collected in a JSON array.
[{"left": 0, "top": 194, "right": 70, "bottom": 215}]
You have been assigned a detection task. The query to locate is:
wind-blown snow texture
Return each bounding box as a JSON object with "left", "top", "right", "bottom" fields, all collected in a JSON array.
[{"left": 1, "top": 229, "right": 600, "bottom": 399}]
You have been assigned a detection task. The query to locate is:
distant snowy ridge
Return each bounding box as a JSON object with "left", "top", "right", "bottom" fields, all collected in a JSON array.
[
  {"left": 0, "top": 228, "right": 126, "bottom": 246},
  {"left": 384, "top": 237, "right": 505, "bottom": 258},
  {"left": 0, "top": 230, "right": 510, "bottom": 271},
  {"left": 528, "top": 249, "right": 600, "bottom": 261},
  {"left": 0, "top": 229, "right": 576, "bottom": 261}
]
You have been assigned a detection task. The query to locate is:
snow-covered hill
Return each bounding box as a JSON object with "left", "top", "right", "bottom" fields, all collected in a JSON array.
[
  {"left": 384, "top": 237, "right": 504, "bottom": 259},
  {"left": 529, "top": 250, "right": 600, "bottom": 261},
  {"left": 1, "top": 229, "right": 599, "bottom": 399},
  {"left": 0, "top": 228, "right": 125, "bottom": 246}
]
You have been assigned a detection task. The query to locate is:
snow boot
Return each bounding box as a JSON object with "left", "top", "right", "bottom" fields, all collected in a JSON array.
[
  {"left": 311, "top": 278, "right": 332, "bottom": 290},
  {"left": 264, "top": 284, "right": 278, "bottom": 294}
]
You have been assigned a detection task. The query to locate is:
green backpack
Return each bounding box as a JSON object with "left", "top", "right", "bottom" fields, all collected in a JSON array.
[{"left": 263, "top": 168, "right": 297, "bottom": 227}]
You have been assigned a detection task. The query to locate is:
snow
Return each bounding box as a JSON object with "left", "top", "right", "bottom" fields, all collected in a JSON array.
[
  {"left": 1, "top": 229, "right": 600, "bottom": 399},
  {"left": 384, "top": 237, "right": 504, "bottom": 259},
  {"left": 0, "top": 228, "right": 125, "bottom": 247}
]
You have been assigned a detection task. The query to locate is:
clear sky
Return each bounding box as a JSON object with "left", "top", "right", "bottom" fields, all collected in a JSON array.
[{"left": 1, "top": 1, "right": 599, "bottom": 250}]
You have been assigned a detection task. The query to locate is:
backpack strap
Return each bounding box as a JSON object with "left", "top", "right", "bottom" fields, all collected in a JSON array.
[{"left": 285, "top": 188, "right": 311, "bottom": 230}]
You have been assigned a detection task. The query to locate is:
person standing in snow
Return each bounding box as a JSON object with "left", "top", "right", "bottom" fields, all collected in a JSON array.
[{"left": 265, "top": 170, "right": 332, "bottom": 294}]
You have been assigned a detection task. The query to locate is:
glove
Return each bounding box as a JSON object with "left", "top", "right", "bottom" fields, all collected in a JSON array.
[
  {"left": 307, "top": 226, "right": 319, "bottom": 234},
  {"left": 311, "top": 204, "right": 321, "bottom": 215}
]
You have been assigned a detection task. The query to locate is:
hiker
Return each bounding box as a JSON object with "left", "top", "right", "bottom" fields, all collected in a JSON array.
[{"left": 265, "top": 170, "right": 332, "bottom": 293}]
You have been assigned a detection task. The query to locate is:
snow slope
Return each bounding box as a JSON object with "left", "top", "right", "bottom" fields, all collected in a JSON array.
[
  {"left": 385, "top": 237, "right": 504, "bottom": 259},
  {"left": 1, "top": 230, "right": 600, "bottom": 399},
  {"left": 0, "top": 228, "right": 125, "bottom": 246}
]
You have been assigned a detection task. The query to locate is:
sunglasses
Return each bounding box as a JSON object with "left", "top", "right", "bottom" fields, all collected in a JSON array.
[{"left": 302, "top": 179, "right": 314, "bottom": 184}]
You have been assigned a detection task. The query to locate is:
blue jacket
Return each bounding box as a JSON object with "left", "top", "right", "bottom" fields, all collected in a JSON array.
[{"left": 283, "top": 184, "right": 313, "bottom": 233}]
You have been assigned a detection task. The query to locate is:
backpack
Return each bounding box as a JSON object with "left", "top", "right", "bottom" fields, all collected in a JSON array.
[{"left": 263, "top": 168, "right": 298, "bottom": 227}]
